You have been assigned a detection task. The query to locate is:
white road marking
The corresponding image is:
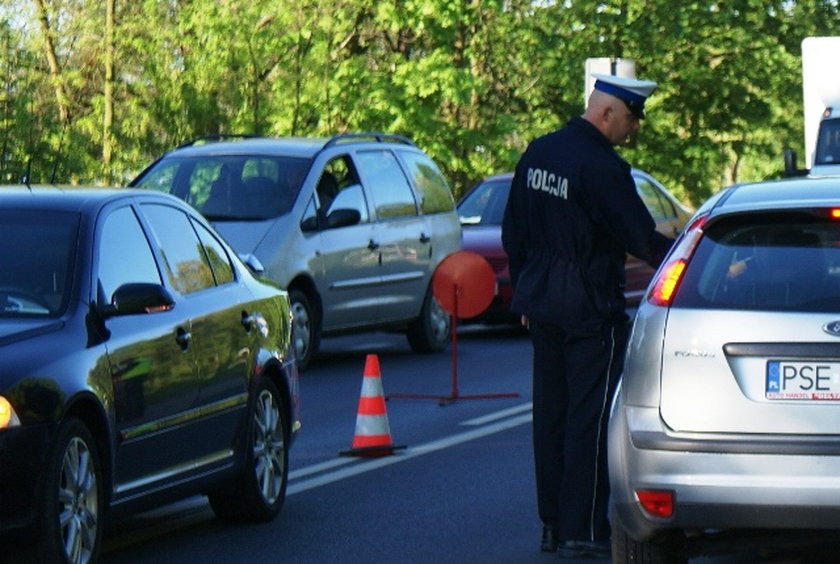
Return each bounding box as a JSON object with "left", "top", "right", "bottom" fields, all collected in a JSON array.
[
  {"left": 460, "top": 402, "right": 532, "bottom": 426},
  {"left": 287, "top": 411, "right": 532, "bottom": 496}
]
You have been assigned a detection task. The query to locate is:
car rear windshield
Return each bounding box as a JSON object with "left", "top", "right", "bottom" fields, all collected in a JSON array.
[
  {"left": 0, "top": 210, "right": 78, "bottom": 317},
  {"left": 135, "top": 155, "right": 311, "bottom": 220},
  {"left": 673, "top": 212, "right": 840, "bottom": 312}
]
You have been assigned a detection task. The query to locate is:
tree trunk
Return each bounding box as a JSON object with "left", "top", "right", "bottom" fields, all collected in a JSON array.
[
  {"left": 103, "top": 0, "right": 115, "bottom": 176},
  {"left": 32, "top": 0, "right": 70, "bottom": 124}
]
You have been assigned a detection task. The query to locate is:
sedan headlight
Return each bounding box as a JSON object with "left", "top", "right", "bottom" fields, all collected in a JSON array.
[{"left": 0, "top": 396, "right": 20, "bottom": 428}]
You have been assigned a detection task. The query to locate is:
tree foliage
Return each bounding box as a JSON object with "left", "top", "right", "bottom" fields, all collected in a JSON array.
[{"left": 1, "top": 0, "right": 839, "bottom": 204}]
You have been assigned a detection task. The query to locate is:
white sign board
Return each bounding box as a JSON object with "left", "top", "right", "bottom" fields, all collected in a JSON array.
[
  {"left": 802, "top": 37, "right": 840, "bottom": 166},
  {"left": 584, "top": 58, "right": 637, "bottom": 105}
]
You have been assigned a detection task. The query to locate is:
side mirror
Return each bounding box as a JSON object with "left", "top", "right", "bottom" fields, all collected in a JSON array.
[
  {"left": 102, "top": 283, "right": 175, "bottom": 317},
  {"left": 300, "top": 216, "right": 318, "bottom": 232},
  {"left": 301, "top": 208, "right": 361, "bottom": 231},
  {"left": 326, "top": 208, "right": 361, "bottom": 229},
  {"left": 783, "top": 149, "right": 808, "bottom": 177},
  {"left": 239, "top": 253, "right": 265, "bottom": 274}
]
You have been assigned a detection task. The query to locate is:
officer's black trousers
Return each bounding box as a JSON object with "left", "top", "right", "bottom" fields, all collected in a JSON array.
[{"left": 529, "top": 318, "right": 628, "bottom": 542}]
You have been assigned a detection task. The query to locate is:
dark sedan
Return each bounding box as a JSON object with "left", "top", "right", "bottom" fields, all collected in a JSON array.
[
  {"left": 0, "top": 187, "right": 299, "bottom": 563},
  {"left": 457, "top": 170, "right": 693, "bottom": 323}
]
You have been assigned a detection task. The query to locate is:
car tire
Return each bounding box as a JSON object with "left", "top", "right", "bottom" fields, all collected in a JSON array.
[
  {"left": 611, "top": 508, "right": 687, "bottom": 564},
  {"left": 289, "top": 288, "right": 319, "bottom": 370},
  {"left": 25, "top": 418, "right": 104, "bottom": 564},
  {"left": 406, "top": 286, "right": 450, "bottom": 353},
  {"left": 208, "top": 378, "right": 289, "bottom": 523}
]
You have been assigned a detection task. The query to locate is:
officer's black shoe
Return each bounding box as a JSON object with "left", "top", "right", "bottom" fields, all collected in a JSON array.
[
  {"left": 557, "top": 540, "right": 611, "bottom": 559},
  {"left": 540, "top": 525, "right": 560, "bottom": 552}
]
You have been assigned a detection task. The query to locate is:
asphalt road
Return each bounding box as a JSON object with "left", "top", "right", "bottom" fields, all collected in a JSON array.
[{"left": 100, "top": 325, "right": 840, "bottom": 564}]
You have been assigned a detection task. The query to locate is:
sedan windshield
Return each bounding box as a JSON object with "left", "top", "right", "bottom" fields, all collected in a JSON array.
[
  {"left": 135, "top": 155, "right": 311, "bottom": 221},
  {"left": 0, "top": 210, "right": 78, "bottom": 317}
]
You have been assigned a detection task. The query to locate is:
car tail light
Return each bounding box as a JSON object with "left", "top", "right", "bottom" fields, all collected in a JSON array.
[
  {"left": 635, "top": 489, "right": 674, "bottom": 518},
  {"left": 830, "top": 208, "right": 840, "bottom": 219},
  {"left": 648, "top": 214, "right": 707, "bottom": 307}
]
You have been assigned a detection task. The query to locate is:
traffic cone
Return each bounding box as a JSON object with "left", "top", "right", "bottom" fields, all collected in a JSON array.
[{"left": 339, "top": 354, "right": 406, "bottom": 458}]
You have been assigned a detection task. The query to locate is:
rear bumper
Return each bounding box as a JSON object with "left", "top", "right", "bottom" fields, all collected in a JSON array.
[{"left": 609, "top": 404, "right": 840, "bottom": 540}]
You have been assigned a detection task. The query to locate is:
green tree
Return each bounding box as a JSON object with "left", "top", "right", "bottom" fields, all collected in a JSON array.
[{"left": 1, "top": 0, "right": 839, "bottom": 204}]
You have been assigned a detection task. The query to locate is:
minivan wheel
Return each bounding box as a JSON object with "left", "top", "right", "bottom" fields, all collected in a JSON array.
[
  {"left": 208, "top": 378, "right": 288, "bottom": 523},
  {"left": 32, "top": 418, "right": 103, "bottom": 564},
  {"left": 611, "top": 508, "right": 687, "bottom": 564},
  {"left": 289, "top": 288, "right": 319, "bottom": 370},
  {"left": 407, "top": 287, "right": 450, "bottom": 353}
]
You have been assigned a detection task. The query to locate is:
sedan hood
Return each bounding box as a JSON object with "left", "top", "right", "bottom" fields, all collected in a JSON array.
[{"left": 0, "top": 319, "right": 64, "bottom": 348}]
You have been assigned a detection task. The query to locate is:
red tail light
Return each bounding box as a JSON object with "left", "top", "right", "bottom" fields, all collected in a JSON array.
[
  {"left": 650, "top": 259, "right": 686, "bottom": 304},
  {"left": 647, "top": 214, "right": 707, "bottom": 307},
  {"left": 635, "top": 489, "right": 674, "bottom": 518}
]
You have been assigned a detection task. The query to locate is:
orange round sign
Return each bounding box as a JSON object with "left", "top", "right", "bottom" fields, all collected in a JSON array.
[{"left": 432, "top": 251, "right": 496, "bottom": 318}]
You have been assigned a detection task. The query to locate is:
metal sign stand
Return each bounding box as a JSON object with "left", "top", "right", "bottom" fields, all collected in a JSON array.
[{"left": 389, "top": 252, "right": 519, "bottom": 406}]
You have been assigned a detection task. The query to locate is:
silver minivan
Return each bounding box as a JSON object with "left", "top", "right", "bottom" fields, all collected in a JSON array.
[{"left": 130, "top": 133, "right": 461, "bottom": 369}]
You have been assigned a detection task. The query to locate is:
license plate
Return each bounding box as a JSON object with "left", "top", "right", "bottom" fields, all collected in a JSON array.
[{"left": 766, "top": 361, "right": 840, "bottom": 400}]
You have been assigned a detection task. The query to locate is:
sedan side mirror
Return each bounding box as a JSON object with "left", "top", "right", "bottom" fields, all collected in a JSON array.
[
  {"left": 102, "top": 283, "right": 175, "bottom": 317},
  {"left": 301, "top": 208, "right": 361, "bottom": 231},
  {"left": 326, "top": 208, "right": 361, "bottom": 229}
]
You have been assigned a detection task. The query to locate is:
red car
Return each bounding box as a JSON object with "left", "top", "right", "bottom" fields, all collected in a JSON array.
[{"left": 457, "top": 170, "right": 693, "bottom": 323}]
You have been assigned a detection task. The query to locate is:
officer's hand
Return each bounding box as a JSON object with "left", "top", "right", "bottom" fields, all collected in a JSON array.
[{"left": 520, "top": 315, "right": 529, "bottom": 329}]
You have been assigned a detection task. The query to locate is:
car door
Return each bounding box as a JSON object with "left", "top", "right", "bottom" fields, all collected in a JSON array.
[
  {"left": 354, "top": 148, "right": 430, "bottom": 321},
  {"left": 308, "top": 155, "right": 382, "bottom": 329},
  {"left": 97, "top": 204, "right": 201, "bottom": 492},
  {"left": 139, "top": 202, "right": 253, "bottom": 464}
]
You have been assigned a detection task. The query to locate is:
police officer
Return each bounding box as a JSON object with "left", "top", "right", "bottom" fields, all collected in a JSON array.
[{"left": 501, "top": 73, "right": 673, "bottom": 559}]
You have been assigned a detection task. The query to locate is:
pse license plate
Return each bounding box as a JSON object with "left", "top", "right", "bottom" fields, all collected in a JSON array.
[{"left": 766, "top": 360, "right": 840, "bottom": 400}]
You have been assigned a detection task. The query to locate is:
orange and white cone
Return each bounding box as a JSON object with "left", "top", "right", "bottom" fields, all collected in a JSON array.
[{"left": 339, "top": 354, "right": 405, "bottom": 458}]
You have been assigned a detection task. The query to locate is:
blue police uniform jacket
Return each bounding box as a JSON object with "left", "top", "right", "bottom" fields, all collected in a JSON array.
[{"left": 501, "top": 116, "right": 672, "bottom": 334}]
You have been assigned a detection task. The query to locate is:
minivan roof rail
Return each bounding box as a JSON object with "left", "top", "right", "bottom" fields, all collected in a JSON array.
[
  {"left": 324, "top": 132, "right": 415, "bottom": 148},
  {"left": 176, "top": 134, "right": 262, "bottom": 149}
]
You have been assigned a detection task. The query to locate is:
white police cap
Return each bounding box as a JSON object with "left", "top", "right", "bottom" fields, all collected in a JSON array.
[{"left": 592, "top": 73, "right": 657, "bottom": 118}]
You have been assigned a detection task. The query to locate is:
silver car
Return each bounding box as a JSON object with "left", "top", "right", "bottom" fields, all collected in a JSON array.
[
  {"left": 609, "top": 176, "right": 840, "bottom": 562},
  {"left": 130, "top": 133, "right": 461, "bottom": 369}
]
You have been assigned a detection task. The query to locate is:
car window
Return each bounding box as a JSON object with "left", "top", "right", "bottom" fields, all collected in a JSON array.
[
  {"left": 635, "top": 176, "right": 673, "bottom": 221},
  {"left": 140, "top": 203, "right": 216, "bottom": 295},
  {"left": 673, "top": 216, "right": 840, "bottom": 312},
  {"left": 328, "top": 184, "right": 369, "bottom": 223},
  {"left": 816, "top": 118, "right": 840, "bottom": 165},
  {"left": 98, "top": 206, "right": 162, "bottom": 302},
  {"left": 0, "top": 210, "right": 78, "bottom": 316},
  {"left": 398, "top": 150, "right": 455, "bottom": 214},
  {"left": 192, "top": 220, "right": 235, "bottom": 285},
  {"left": 355, "top": 149, "right": 418, "bottom": 220},
  {"left": 458, "top": 178, "right": 510, "bottom": 225},
  {"left": 136, "top": 155, "right": 310, "bottom": 220},
  {"left": 318, "top": 155, "right": 368, "bottom": 221}
]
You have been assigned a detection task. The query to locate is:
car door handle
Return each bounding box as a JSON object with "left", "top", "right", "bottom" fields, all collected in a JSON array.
[
  {"left": 368, "top": 239, "right": 380, "bottom": 251},
  {"left": 419, "top": 232, "right": 431, "bottom": 244},
  {"left": 175, "top": 327, "right": 191, "bottom": 351}
]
